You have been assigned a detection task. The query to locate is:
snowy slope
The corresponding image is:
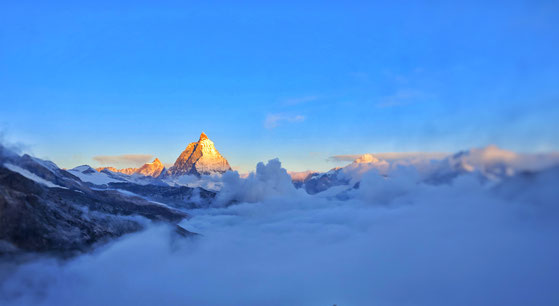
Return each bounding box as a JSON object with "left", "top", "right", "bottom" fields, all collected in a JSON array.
[{"left": 3, "top": 163, "right": 67, "bottom": 189}]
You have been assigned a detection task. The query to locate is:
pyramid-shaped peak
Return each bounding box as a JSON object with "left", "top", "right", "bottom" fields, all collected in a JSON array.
[
  {"left": 136, "top": 157, "right": 165, "bottom": 177},
  {"left": 199, "top": 132, "right": 209, "bottom": 141},
  {"left": 167, "top": 132, "right": 231, "bottom": 176}
]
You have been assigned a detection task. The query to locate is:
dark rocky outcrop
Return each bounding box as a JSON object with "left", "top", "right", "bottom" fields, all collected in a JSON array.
[{"left": 0, "top": 148, "right": 193, "bottom": 257}]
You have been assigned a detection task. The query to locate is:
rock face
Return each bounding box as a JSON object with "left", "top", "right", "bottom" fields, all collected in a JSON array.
[
  {"left": 96, "top": 166, "right": 136, "bottom": 175},
  {"left": 293, "top": 154, "right": 388, "bottom": 195},
  {"left": 96, "top": 158, "right": 165, "bottom": 177},
  {"left": 136, "top": 158, "right": 165, "bottom": 177},
  {"left": 166, "top": 132, "right": 231, "bottom": 176},
  {"left": 297, "top": 167, "right": 350, "bottom": 195}
]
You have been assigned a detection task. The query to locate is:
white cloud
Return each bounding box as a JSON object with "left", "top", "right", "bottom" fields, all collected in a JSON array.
[
  {"left": 264, "top": 114, "right": 305, "bottom": 129},
  {"left": 328, "top": 154, "right": 362, "bottom": 162},
  {"left": 2, "top": 150, "right": 559, "bottom": 305},
  {"left": 328, "top": 152, "right": 448, "bottom": 163},
  {"left": 92, "top": 154, "right": 153, "bottom": 167}
]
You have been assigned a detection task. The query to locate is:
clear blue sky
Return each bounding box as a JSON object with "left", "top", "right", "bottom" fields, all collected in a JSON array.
[{"left": 1, "top": 1, "right": 558, "bottom": 172}]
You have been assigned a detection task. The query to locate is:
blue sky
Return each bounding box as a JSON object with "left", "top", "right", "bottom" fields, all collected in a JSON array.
[{"left": 1, "top": 1, "right": 558, "bottom": 172}]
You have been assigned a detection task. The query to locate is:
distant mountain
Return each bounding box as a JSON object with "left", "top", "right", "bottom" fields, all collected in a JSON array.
[
  {"left": 136, "top": 158, "right": 165, "bottom": 176},
  {"left": 96, "top": 158, "right": 165, "bottom": 177},
  {"left": 71, "top": 165, "right": 133, "bottom": 185},
  {"left": 0, "top": 147, "right": 193, "bottom": 255},
  {"left": 297, "top": 167, "right": 349, "bottom": 195},
  {"left": 289, "top": 170, "right": 318, "bottom": 189},
  {"left": 166, "top": 132, "right": 231, "bottom": 176},
  {"left": 294, "top": 146, "right": 559, "bottom": 196},
  {"left": 95, "top": 166, "right": 136, "bottom": 175},
  {"left": 294, "top": 154, "right": 390, "bottom": 194},
  {"left": 66, "top": 164, "right": 218, "bottom": 209}
]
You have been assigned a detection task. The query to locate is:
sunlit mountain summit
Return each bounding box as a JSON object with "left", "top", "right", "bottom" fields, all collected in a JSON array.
[
  {"left": 93, "top": 132, "right": 231, "bottom": 179},
  {"left": 97, "top": 158, "right": 165, "bottom": 177},
  {"left": 166, "top": 132, "right": 231, "bottom": 177}
]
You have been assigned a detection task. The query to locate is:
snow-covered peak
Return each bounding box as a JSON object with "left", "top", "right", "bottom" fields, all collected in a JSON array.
[
  {"left": 136, "top": 158, "right": 165, "bottom": 177},
  {"left": 68, "top": 165, "right": 124, "bottom": 185},
  {"left": 464, "top": 145, "right": 517, "bottom": 164},
  {"left": 72, "top": 165, "right": 97, "bottom": 174},
  {"left": 96, "top": 158, "right": 165, "bottom": 177},
  {"left": 96, "top": 166, "right": 136, "bottom": 175},
  {"left": 353, "top": 154, "right": 379, "bottom": 164},
  {"left": 167, "top": 133, "right": 231, "bottom": 176}
]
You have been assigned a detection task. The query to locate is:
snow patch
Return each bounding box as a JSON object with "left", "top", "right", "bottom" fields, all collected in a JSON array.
[
  {"left": 3, "top": 163, "right": 67, "bottom": 189},
  {"left": 68, "top": 167, "right": 122, "bottom": 185}
]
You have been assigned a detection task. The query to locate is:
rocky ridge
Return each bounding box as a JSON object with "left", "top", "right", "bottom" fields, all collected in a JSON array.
[{"left": 97, "top": 158, "right": 165, "bottom": 177}]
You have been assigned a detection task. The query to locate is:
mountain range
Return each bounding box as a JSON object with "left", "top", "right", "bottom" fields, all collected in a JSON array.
[
  {"left": 0, "top": 148, "right": 205, "bottom": 255},
  {"left": 97, "top": 158, "right": 165, "bottom": 177},
  {"left": 2, "top": 133, "right": 559, "bottom": 257},
  {"left": 0, "top": 132, "right": 234, "bottom": 255},
  {"left": 95, "top": 132, "right": 231, "bottom": 178}
]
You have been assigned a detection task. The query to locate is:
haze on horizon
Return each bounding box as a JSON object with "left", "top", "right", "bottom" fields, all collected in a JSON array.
[{"left": 1, "top": 1, "right": 558, "bottom": 173}]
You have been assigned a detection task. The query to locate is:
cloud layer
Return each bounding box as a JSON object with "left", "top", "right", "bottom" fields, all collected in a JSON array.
[
  {"left": 92, "top": 154, "right": 154, "bottom": 167},
  {"left": 329, "top": 152, "right": 448, "bottom": 163},
  {"left": 2, "top": 155, "right": 559, "bottom": 305}
]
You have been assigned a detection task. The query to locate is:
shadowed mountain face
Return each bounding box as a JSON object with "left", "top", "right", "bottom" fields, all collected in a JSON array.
[
  {"left": 166, "top": 132, "right": 231, "bottom": 177},
  {"left": 104, "top": 182, "right": 216, "bottom": 210},
  {"left": 0, "top": 147, "right": 192, "bottom": 256}
]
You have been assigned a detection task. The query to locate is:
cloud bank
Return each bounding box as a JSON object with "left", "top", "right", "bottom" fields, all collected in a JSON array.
[
  {"left": 1, "top": 154, "right": 559, "bottom": 305},
  {"left": 92, "top": 154, "right": 154, "bottom": 167},
  {"left": 329, "top": 152, "right": 448, "bottom": 163}
]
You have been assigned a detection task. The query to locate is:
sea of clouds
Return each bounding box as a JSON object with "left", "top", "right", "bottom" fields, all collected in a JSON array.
[{"left": 1, "top": 153, "right": 559, "bottom": 306}]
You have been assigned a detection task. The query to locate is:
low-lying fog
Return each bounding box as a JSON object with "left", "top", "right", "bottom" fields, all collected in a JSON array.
[{"left": 2, "top": 156, "right": 559, "bottom": 306}]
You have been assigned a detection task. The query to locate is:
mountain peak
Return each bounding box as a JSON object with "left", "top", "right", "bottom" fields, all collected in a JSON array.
[
  {"left": 136, "top": 157, "right": 165, "bottom": 177},
  {"left": 353, "top": 154, "right": 379, "bottom": 164},
  {"left": 199, "top": 132, "right": 208, "bottom": 141},
  {"left": 167, "top": 133, "right": 231, "bottom": 176},
  {"left": 96, "top": 157, "right": 165, "bottom": 177}
]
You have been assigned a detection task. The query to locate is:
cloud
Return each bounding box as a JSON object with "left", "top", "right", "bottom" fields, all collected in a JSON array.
[
  {"left": 282, "top": 96, "right": 318, "bottom": 106},
  {"left": 328, "top": 154, "right": 362, "bottom": 162},
  {"left": 216, "top": 158, "right": 299, "bottom": 204},
  {"left": 0, "top": 130, "right": 31, "bottom": 156},
  {"left": 328, "top": 152, "right": 448, "bottom": 163},
  {"left": 92, "top": 154, "right": 153, "bottom": 167},
  {"left": 2, "top": 157, "right": 559, "bottom": 305},
  {"left": 372, "top": 152, "right": 449, "bottom": 161},
  {"left": 264, "top": 114, "right": 305, "bottom": 129}
]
